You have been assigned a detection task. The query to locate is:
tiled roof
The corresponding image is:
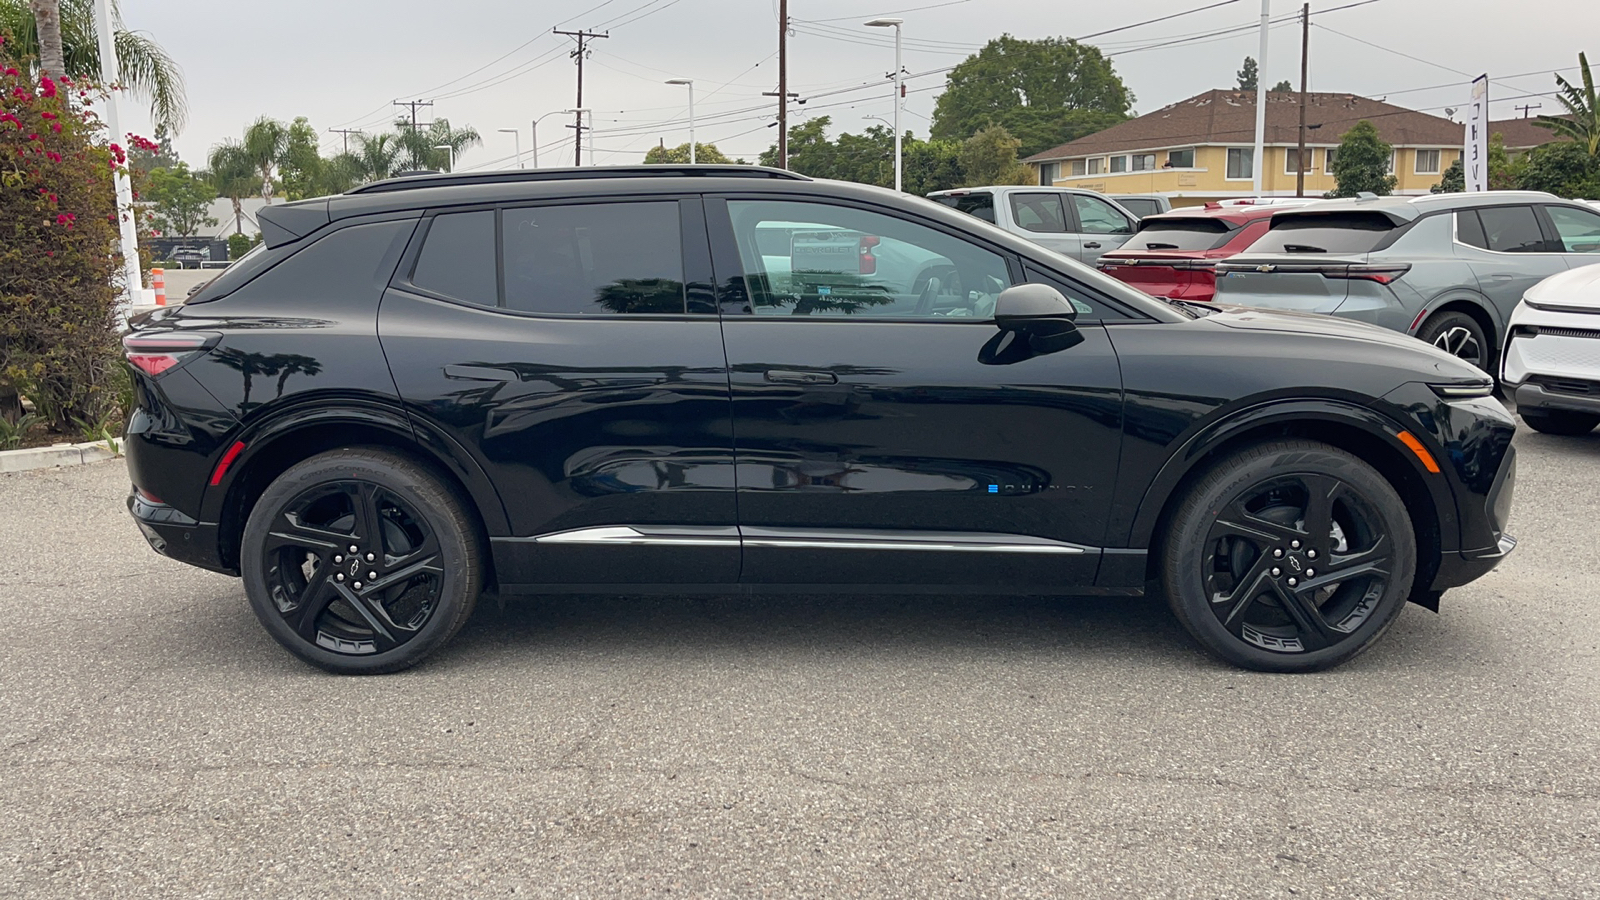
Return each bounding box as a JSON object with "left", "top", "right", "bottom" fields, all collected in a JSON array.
[{"left": 1027, "top": 89, "right": 1465, "bottom": 162}]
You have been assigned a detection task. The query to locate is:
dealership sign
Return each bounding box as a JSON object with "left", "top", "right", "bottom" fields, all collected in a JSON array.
[{"left": 1465, "top": 75, "right": 1489, "bottom": 192}]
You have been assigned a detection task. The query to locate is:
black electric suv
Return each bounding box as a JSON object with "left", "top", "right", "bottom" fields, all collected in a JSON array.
[{"left": 123, "top": 166, "right": 1517, "bottom": 675}]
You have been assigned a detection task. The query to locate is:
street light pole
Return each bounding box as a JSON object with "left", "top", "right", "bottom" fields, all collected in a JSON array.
[
  {"left": 497, "top": 128, "right": 524, "bottom": 169},
  {"left": 866, "top": 18, "right": 904, "bottom": 192},
  {"left": 530, "top": 112, "right": 564, "bottom": 168},
  {"left": 666, "top": 79, "right": 696, "bottom": 163}
]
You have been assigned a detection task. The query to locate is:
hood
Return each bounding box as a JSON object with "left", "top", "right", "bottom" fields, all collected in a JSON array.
[
  {"left": 1525, "top": 262, "right": 1600, "bottom": 311},
  {"left": 1206, "top": 304, "right": 1488, "bottom": 382}
]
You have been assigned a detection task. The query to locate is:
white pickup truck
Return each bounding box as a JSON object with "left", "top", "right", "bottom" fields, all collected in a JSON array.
[{"left": 928, "top": 186, "right": 1139, "bottom": 263}]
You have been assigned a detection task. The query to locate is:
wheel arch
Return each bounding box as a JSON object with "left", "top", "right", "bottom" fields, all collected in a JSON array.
[
  {"left": 205, "top": 402, "right": 509, "bottom": 578},
  {"left": 1129, "top": 401, "right": 1448, "bottom": 605},
  {"left": 1413, "top": 293, "right": 1503, "bottom": 357}
]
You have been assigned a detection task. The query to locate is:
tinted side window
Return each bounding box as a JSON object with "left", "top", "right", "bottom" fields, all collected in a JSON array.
[
  {"left": 1009, "top": 193, "right": 1068, "bottom": 233},
  {"left": 1477, "top": 206, "right": 1547, "bottom": 253},
  {"left": 727, "top": 199, "right": 1012, "bottom": 319},
  {"left": 1073, "top": 195, "right": 1134, "bottom": 235},
  {"left": 501, "top": 202, "right": 686, "bottom": 315},
  {"left": 932, "top": 192, "right": 996, "bottom": 224},
  {"left": 1118, "top": 198, "right": 1160, "bottom": 218},
  {"left": 411, "top": 211, "right": 497, "bottom": 306},
  {"left": 1457, "top": 210, "right": 1489, "bottom": 250},
  {"left": 226, "top": 219, "right": 415, "bottom": 310},
  {"left": 1544, "top": 205, "right": 1600, "bottom": 253}
]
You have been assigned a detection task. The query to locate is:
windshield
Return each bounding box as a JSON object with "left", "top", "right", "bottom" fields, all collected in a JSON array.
[
  {"left": 1124, "top": 218, "right": 1234, "bottom": 252},
  {"left": 1247, "top": 212, "right": 1398, "bottom": 255}
]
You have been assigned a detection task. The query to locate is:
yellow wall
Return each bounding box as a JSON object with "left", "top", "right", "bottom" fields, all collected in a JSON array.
[{"left": 1039, "top": 145, "right": 1458, "bottom": 201}]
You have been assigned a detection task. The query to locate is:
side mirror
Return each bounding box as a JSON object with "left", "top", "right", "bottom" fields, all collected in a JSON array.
[{"left": 989, "top": 284, "right": 1082, "bottom": 358}]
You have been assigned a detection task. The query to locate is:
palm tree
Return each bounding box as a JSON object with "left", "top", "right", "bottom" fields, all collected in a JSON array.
[
  {"left": 210, "top": 117, "right": 289, "bottom": 205},
  {"left": 393, "top": 118, "right": 481, "bottom": 172},
  {"left": 0, "top": 0, "right": 187, "bottom": 132},
  {"left": 205, "top": 144, "right": 257, "bottom": 235},
  {"left": 351, "top": 132, "right": 401, "bottom": 183},
  {"left": 1536, "top": 53, "right": 1600, "bottom": 157}
]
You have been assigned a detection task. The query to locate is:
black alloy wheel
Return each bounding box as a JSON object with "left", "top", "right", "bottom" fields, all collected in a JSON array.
[
  {"left": 241, "top": 449, "right": 481, "bottom": 674},
  {"left": 1418, "top": 311, "right": 1490, "bottom": 372},
  {"left": 1162, "top": 440, "right": 1417, "bottom": 672}
]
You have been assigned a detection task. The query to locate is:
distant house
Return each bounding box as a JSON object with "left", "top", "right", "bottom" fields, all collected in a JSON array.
[
  {"left": 1026, "top": 89, "right": 1465, "bottom": 206},
  {"left": 202, "top": 197, "right": 274, "bottom": 240},
  {"left": 1489, "top": 116, "right": 1571, "bottom": 153}
]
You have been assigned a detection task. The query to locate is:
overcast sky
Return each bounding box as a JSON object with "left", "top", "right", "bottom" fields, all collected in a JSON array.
[{"left": 119, "top": 0, "right": 1592, "bottom": 172}]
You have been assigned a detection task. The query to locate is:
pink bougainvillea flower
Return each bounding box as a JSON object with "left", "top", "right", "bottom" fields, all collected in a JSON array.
[
  {"left": 51, "top": 122, "right": 62, "bottom": 133},
  {"left": 39, "top": 77, "right": 57, "bottom": 98}
]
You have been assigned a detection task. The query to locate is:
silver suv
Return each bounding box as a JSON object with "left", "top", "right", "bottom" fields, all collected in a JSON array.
[
  {"left": 1213, "top": 191, "right": 1600, "bottom": 370},
  {"left": 928, "top": 186, "right": 1137, "bottom": 263}
]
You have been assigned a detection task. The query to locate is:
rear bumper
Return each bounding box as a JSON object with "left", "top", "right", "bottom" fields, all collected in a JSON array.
[{"left": 127, "top": 490, "right": 237, "bottom": 576}]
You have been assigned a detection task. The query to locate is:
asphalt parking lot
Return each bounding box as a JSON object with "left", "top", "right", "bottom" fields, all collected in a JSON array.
[{"left": 2, "top": 426, "right": 1598, "bottom": 899}]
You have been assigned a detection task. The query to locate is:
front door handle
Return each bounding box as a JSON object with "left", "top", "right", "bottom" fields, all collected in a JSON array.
[
  {"left": 1083, "top": 241, "right": 1103, "bottom": 249},
  {"left": 444, "top": 364, "right": 517, "bottom": 382},
  {"left": 765, "top": 369, "right": 839, "bottom": 385}
]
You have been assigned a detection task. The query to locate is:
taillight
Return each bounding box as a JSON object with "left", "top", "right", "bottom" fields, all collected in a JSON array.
[
  {"left": 122, "top": 331, "right": 219, "bottom": 377},
  {"left": 1325, "top": 264, "right": 1411, "bottom": 285},
  {"left": 859, "top": 235, "right": 880, "bottom": 275}
]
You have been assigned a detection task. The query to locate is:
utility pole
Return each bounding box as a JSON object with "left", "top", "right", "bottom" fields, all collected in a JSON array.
[
  {"left": 778, "top": 0, "right": 789, "bottom": 168},
  {"left": 1514, "top": 102, "right": 1542, "bottom": 118},
  {"left": 1251, "top": 0, "right": 1269, "bottom": 194},
  {"left": 555, "top": 28, "right": 609, "bottom": 166},
  {"left": 328, "top": 128, "right": 362, "bottom": 154},
  {"left": 393, "top": 99, "right": 433, "bottom": 132},
  {"left": 1296, "top": 3, "right": 1309, "bottom": 197}
]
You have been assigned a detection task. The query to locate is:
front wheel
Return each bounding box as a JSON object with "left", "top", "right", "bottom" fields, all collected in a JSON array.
[
  {"left": 1160, "top": 440, "right": 1417, "bottom": 672},
  {"left": 1520, "top": 408, "right": 1600, "bottom": 436},
  {"left": 240, "top": 448, "right": 482, "bottom": 675}
]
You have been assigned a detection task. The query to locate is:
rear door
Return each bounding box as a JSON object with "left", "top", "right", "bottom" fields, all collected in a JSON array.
[
  {"left": 378, "top": 196, "right": 740, "bottom": 587},
  {"left": 1456, "top": 205, "right": 1572, "bottom": 320},
  {"left": 1004, "top": 191, "right": 1082, "bottom": 259}
]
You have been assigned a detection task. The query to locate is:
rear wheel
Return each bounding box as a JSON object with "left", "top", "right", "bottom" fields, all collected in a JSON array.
[
  {"left": 240, "top": 449, "right": 482, "bottom": 675},
  {"left": 1160, "top": 440, "right": 1417, "bottom": 672},
  {"left": 1520, "top": 408, "right": 1600, "bottom": 436},
  {"left": 1418, "top": 311, "right": 1490, "bottom": 371}
]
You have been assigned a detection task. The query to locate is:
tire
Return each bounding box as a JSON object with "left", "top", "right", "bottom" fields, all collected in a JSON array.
[
  {"left": 1417, "top": 310, "right": 1490, "bottom": 372},
  {"left": 240, "top": 448, "right": 482, "bottom": 675},
  {"left": 1160, "top": 440, "right": 1418, "bottom": 673},
  {"left": 1520, "top": 408, "right": 1600, "bottom": 436}
]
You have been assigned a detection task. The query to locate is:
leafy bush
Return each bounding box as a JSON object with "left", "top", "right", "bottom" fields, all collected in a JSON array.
[
  {"left": 227, "top": 231, "right": 254, "bottom": 260},
  {"left": 0, "top": 36, "right": 126, "bottom": 432}
]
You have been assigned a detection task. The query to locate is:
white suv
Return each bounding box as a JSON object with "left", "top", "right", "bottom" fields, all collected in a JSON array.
[{"left": 1501, "top": 262, "right": 1600, "bottom": 435}]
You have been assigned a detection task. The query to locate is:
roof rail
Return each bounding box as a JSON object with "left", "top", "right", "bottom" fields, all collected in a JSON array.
[{"left": 346, "top": 164, "right": 810, "bottom": 195}]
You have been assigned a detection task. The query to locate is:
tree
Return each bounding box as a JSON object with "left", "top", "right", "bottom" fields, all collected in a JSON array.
[
  {"left": 0, "top": 0, "right": 187, "bottom": 131},
  {"left": 26, "top": 0, "right": 61, "bottom": 79},
  {"left": 127, "top": 122, "right": 177, "bottom": 173},
  {"left": 958, "top": 125, "right": 1034, "bottom": 186},
  {"left": 205, "top": 143, "right": 257, "bottom": 234},
  {"left": 1326, "top": 120, "right": 1397, "bottom": 197},
  {"left": 349, "top": 132, "right": 401, "bottom": 183},
  {"left": 1535, "top": 52, "right": 1599, "bottom": 157},
  {"left": 1270, "top": 79, "right": 1295, "bottom": 93},
  {"left": 1431, "top": 157, "right": 1465, "bottom": 193},
  {"left": 644, "top": 142, "right": 736, "bottom": 164},
  {"left": 1518, "top": 140, "right": 1600, "bottom": 198},
  {"left": 1236, "top": 56, "right": 1259, "bottom": 91},
  {"left": 146, "top": 162, "right": 217, "bottom": 237},
  {"left": 276, "top": 116, "right": 324, "bottom": 201},
  {"left": 393, "top": 117, "right": 481, "bottom": 172},
  {"left": 931, "top": 35, "right": 1132, "bottom": 158}
]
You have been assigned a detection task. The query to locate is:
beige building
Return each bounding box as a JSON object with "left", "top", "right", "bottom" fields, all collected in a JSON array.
[{"left": 1026, "top": 89, "right": 1467, "bottom": 207}]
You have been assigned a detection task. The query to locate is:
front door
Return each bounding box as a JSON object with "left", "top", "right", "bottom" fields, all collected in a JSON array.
[
  {"left": 379, "top": 197, "right": 740, "bottom": 587},
  {"left": 708, "top": 196, "right": 1126, "bottom": 589}
]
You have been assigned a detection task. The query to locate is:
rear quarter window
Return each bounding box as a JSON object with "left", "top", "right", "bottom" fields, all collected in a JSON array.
[
  {"left": 202, "top": 219, "right": 417, "bottom": 310},
  {"left": 1247, "top": 212, "right": 1398, "bottom": 254}
]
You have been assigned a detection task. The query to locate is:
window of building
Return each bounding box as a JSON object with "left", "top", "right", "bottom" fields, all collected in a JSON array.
[
  {"left": 1415, "top": 148, "right": 1442, "bottom": 174},
  {"left": 1109, "top": 155, "right": 1128, "bottom": 173},
  {"left": 500, "top": 202, "right": 687, "bottom": 315},
  {"left": 1086, "top": 157, "right": 1104, "bottom": 175},
  {"left": 1165, "top": 148, "right": 1195, "bottom": 168},
  {"left": 1131, "top": 153, "right": 1156, "bottom": 171},
  {"left": 1038, "top": 162, "right": 1059, "bottom": 185},
  {"left": 1070, "top": 159, "right": 1087, "bottom": 176},
  {"left": 1383, "top": 150, "right": 1396, "bottom": 174},
  {"left": 1284, "top": 148, "right": 1310, "bottom": 174},
  {"left": 1226, "top": 147, "right": 1254, "bottom": 180},
  {"left": 1323, "top": 147, "right": 1337, "bottom": 170}
]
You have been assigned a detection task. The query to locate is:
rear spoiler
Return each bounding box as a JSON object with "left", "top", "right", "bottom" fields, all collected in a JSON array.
[{"left": 257, "top": 199, "right": 331, "bottom": 248}]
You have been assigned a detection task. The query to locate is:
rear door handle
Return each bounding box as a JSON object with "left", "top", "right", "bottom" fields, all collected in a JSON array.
[
  {"left": 444, "top": 364, "right": 516, "bottom": 382},
  {"left": 765, "top": 369, "right": 839, "bottom": 385}
]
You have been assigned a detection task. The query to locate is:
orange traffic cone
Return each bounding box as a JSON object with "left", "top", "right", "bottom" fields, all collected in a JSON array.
[{"left": 152, "top": 267, "right": 166, "bottom": 306}]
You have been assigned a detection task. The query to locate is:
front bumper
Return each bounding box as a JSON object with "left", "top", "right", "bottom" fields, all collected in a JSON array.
[{"left": 127, "top": 490, "right": 237, "bottom": 576}]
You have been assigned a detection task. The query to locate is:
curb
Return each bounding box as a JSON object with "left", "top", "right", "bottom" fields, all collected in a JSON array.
[{"left": 0, "top": 441, "right": 122, "bottom": 475}]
